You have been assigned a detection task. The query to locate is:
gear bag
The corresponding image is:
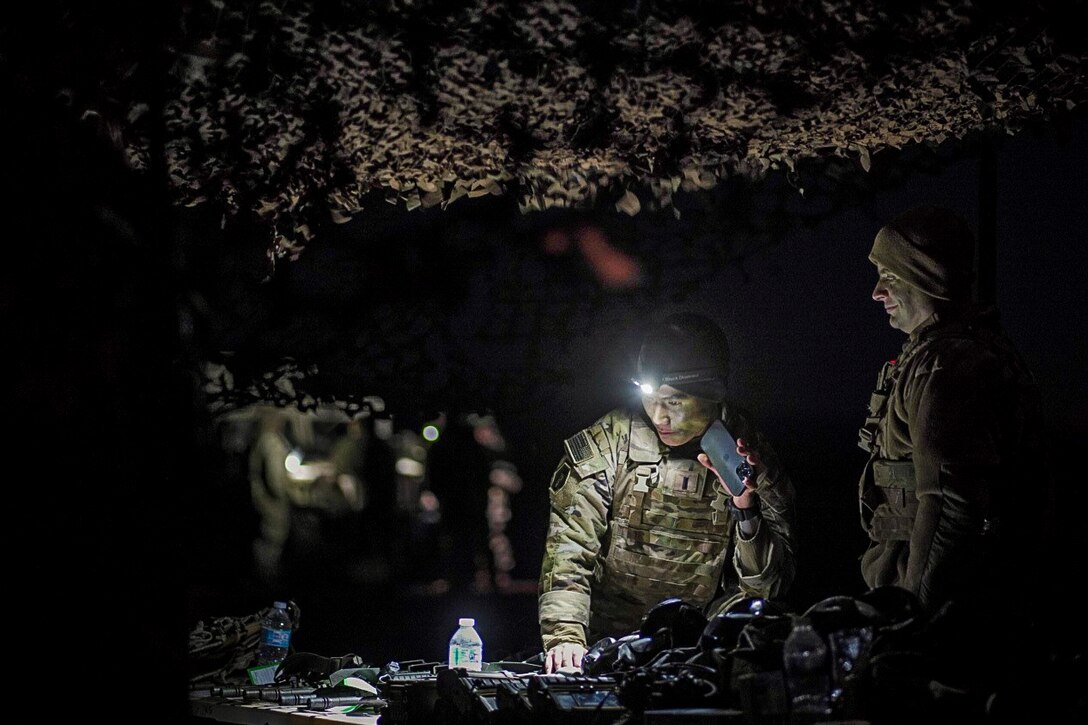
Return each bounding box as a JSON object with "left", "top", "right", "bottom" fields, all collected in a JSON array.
[{"left": 188, "top": 601, "right": 302, "bottom": 685}]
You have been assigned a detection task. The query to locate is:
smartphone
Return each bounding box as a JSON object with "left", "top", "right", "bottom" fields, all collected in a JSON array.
[{"left": 700, "top": 420, "right": 752, "bottom": 496}]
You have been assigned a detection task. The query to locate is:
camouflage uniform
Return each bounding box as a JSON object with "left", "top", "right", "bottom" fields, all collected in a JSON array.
[
  {"left": 857, "top": 306, "right": 1042, "bottom": 611},
  {"left": 539, "top": 404, "right": 796, "bottom": 651}
]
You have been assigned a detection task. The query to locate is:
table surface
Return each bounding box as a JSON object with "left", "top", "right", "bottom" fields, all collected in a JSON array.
[{"left": 190, "top": 696, "right": 381, "bottom": 725}]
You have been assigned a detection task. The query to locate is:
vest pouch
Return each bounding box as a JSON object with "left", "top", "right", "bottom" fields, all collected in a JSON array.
[{"left": 866, "top": 459, "right": 919, "bottom": 541}]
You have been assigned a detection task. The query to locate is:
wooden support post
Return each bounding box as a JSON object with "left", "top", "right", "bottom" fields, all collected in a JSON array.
[{"left": 977, "top": 142, "right": 998, "bottom": 306}]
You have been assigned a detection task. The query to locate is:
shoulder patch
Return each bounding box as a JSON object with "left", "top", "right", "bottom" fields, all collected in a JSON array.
[
  {"left": 564, "top": 430, "right": 595, "bottom": 465},
  {"left": 550, "top": 461, "right": 572, "bottom": 492}
]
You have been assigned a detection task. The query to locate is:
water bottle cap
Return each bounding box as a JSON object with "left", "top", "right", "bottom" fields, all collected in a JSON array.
[
  {"left": 458, "top": 618, "right": 475, "bottom": 627},
  {"left": 274, "top": 601, "right": 288, "bottom": 609}
]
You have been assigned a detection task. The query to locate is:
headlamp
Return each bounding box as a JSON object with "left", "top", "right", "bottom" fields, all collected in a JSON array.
[{"left": 631, "top": 367, "right": 724, "bottom": 394}]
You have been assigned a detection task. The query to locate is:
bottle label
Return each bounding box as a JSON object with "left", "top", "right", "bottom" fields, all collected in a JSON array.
[
  {"left": 448, "top": 644, "right": 482, "bottom": 670},
  {"left": 263, "top": 627, "right": 292, "bottom": 648}
]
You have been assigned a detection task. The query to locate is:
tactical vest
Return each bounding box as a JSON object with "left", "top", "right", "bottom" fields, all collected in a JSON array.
[
  {"left": 857, "top": 351, "right": 918, "bottom": 541},
  {"left": 588, "top": 418, "right": 735, "bottom": 638},
  {"left": 857, "top": 310, "right": 1037, "bottom": 542}
]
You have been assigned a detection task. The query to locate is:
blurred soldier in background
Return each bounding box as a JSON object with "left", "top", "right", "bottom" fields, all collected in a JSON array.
[
  {"left": 425, "top": 412, "right": 524, "bottom": 594},
  {"left": 249, "top": 406, "right": 296, "bottom": 593},
  {"left": 329, "top": 415, "right": 398, "bottom": 586}
]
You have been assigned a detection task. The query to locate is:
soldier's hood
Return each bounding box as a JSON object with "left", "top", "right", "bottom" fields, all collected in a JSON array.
[{"left": 869, "top": 206, "right": 975, "bottom": 301}]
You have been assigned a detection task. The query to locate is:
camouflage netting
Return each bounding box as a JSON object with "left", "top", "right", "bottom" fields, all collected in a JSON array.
[
  {"left": 101, "top": 0, "right": 1086, "bottom": 263},
  {"left": 5, "top": 0, "right": 1086, "bottom": 418}
]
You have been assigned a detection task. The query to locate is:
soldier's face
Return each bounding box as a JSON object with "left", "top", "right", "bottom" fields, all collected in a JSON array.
[
  {"left": 872, "top": 264, "right": 936, "bottom": 334},
  {"left": 641, "top": 385, "right": 718, "bottom": 447}
]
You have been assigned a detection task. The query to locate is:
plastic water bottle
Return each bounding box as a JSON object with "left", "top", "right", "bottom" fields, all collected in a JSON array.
[
  {"left": 828, "top": 625, "right": 873, "bottom": 712},
  {"left": 256, "top": 601, "right": 293, "bottom": 666},
  {"left": 447, "top": 617, "right": 483, "bottom": 671},
  {"left": 782, "top": 616, "right": 831, "bottom": 717}
]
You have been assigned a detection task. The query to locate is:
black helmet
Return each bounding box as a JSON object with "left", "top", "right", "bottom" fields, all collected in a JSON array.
[
  {"left": 802, "top": 595, "right": 883, "bottom": 635},
  {"left": 635, "top": 313, "right": 730, "bottom": 402},
  {"left": 857, "top": 585, "right": 925, "bottom": 629},
  {"left": 639, "top": 597, "right": 708, "bottom": 648},
  {"left": 699, "top": 597, "right": 791, "bottom": 653}
]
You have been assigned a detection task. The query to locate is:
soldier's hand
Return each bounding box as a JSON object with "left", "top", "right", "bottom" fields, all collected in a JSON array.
[
  {"left": 698, "top": 438, "right": 760, "bottom": 507},
  {"left": 732, "top": 437, "right": 761, "bottom": 507},
  {"left": 544, "top": 642, "right": 587, "bottom": 674},
  {"left": 735, "top": 437, "right": 762, "bottom": 474}
]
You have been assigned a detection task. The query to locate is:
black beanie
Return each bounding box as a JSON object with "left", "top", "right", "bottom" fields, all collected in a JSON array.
[{"left": 637, "top": 313, "right": 730, "bottom": 401}]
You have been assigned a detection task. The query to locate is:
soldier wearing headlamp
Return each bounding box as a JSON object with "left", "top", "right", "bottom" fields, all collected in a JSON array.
[{"left": 537, "top": 312, "right": 797, "bottom": 673}]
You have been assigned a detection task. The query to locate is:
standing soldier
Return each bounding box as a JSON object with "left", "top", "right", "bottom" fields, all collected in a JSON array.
[
  {"left": 858, "top": 206, "right": 1046, "bottom": 712},
  {"left": 538, "top": 313, "right": 797, "bottom": 673}
]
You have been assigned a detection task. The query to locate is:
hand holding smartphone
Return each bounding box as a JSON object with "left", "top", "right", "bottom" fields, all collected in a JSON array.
[{"left": 700, "top": 420, "right": 753, "bottom": 496}]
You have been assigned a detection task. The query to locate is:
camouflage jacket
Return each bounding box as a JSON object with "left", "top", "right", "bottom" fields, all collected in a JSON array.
[
  {"left": 857, "top": 306, "right": 1042, "bottom": 611},
  {"left": 539, "top": 404, "right": 796, "bottom": 651}
]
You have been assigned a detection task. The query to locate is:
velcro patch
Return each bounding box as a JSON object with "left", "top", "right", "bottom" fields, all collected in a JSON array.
[
  {"left": 550, "top": 461, "right": 572, "bottom": 492},
  {"left": 564, "top": 430, "right": 594, "bottom": 465},
  {"left": 666, "top": 461, "right": 706, "bottom": 498}
]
